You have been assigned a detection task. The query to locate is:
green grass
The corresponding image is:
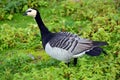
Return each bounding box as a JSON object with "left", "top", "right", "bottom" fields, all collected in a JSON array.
[
  {"left": 0, "top": 49, "right": 120, "bottom": 80},
  {"left": 0, "top": 0, "right": 120, "bottom": 80},
  {"left": 0, "top": 13, "right": 35, "bottom": 28}
]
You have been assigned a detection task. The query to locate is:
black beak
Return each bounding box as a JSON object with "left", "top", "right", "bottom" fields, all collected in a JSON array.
[{"left": 23, "top": 12, "right": 27, "bottom": 16}]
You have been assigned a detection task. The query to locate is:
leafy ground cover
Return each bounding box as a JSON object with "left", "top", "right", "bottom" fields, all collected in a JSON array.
[{"left": 0, "top": 0, "right": 120, "bottom": 80}]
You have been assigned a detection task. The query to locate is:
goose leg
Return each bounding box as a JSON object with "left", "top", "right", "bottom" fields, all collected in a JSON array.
[
  {"left": 65, "top": 62, "right": 70, "bottom": 67},
  {"left": 74, "top": 58, "right": 77, "bottom": 66}
]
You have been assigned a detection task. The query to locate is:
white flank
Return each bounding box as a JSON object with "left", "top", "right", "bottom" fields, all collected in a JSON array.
[
  {"left": 45, "top": 43, "right": 88, "bottom": 62},
  {"left": 45, "top": 43, "right": 72, "bottom": 62}
]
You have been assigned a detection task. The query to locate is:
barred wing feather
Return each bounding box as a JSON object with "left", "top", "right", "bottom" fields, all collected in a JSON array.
[{"left": 48, "top": 32, "right": 93, "bottom": 55}]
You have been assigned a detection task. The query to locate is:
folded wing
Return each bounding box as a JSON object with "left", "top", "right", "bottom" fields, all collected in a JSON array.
[{"left": 48, "top": 32, "right": 108, "bottom": 56}]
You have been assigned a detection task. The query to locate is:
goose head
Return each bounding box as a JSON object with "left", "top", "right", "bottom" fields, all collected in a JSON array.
[{"left": 24, "top": 8, "right": 37, "bottom": 18}]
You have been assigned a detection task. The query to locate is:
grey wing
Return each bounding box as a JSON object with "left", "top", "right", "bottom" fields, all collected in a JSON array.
[{"left": 48, "top": 32, "right": 93, "bottom": 55}]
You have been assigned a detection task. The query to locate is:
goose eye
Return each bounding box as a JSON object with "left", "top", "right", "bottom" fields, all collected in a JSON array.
[{"left": 27, "top": 10, "right": 32, "bottom": 12}]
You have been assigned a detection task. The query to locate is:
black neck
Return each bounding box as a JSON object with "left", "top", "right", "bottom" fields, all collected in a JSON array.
[
  {"left": 35, "top": 11, "right": 51, "bottom": 36},
  {"left": 35, "top": 11, "right": 53, "bottom": 48}
]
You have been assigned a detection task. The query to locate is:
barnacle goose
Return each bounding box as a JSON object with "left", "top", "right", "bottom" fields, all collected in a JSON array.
[{"left": 24, "top": 8, "right": 108, "bottom": 66}]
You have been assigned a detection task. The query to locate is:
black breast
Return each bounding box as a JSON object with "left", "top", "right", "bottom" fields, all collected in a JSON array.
[{"left": 42, "top": 33, "right": 55, "bottom": 49}]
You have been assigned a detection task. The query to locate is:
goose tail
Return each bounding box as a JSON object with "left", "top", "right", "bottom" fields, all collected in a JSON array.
[
  {"left": 86, "top": 41, "right": 108, "bottom": 56},
  {"left": 92, "top": 41, "right": 108, "bottom": 47}
]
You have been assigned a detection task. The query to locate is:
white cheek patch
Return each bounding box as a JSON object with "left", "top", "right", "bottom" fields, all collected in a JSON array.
[{"left": 27, "top": 10, "right": 37, "bottom": 17}]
